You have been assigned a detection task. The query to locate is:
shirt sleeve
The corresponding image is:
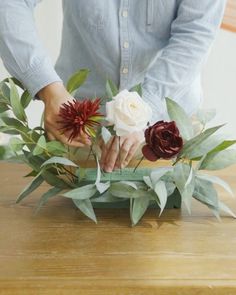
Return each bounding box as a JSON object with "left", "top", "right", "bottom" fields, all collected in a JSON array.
[
  {"left": 142, "top": 0, "right": 226, "bottom": 123},
  {"left": 0, "top": 0, "right": 62, "bottom": 97}
]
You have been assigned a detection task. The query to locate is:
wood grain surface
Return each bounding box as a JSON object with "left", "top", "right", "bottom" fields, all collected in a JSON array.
[{"left": 0, "top": 162, "right": 236, "bottom": 294}]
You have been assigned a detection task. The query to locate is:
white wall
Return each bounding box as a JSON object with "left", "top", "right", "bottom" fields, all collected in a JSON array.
[{"left": 1, "top": 1, "right": 236, "bottom": 137}]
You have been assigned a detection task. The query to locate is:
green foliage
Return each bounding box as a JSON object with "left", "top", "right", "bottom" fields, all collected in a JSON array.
[
  {"left": 106, "top": 79, "right": 118, "bottom": 98},
  {"left": 165, "top": 97, "right": 194, "bottom": 140},
  {"left": 66, "top": 69, "right": 90, "bottom": 94},
  {"left": 9, "top": 78, "right": 27, "bottom": 122},
  {"left": 130, "top": 83, "right": 142, "bottom": 97}
]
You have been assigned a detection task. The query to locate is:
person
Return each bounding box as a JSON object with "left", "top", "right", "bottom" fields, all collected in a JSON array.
[{"left": 0, "top": 0, "right": 226, "bottom": 172}]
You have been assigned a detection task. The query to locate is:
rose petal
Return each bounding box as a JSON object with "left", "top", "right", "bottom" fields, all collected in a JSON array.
[{"left": 142, "top": 145, "right": 159, "bottom": 161}]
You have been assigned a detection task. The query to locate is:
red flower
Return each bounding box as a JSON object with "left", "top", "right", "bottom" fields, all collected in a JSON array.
[
  {"left": 142, "top": 120, "right": 183, "bottom": 161},
  {"left": 58, "top": 98, "right": 104, "bottom": 142}
]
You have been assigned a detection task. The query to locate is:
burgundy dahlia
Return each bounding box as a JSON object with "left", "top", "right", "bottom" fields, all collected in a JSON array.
[
  {"left": 58, "top": 98, "right": 104, "bottom": 141},
  {"left": 142, "top": 120, "right": 183, "bottom": 161}
]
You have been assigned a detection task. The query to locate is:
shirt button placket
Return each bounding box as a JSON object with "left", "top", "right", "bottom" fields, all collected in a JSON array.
[{"left": 119, "top": 0, "right": 130, "bottom": 90}]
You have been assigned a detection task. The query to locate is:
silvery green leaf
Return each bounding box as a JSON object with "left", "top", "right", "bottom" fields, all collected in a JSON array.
[
  {"left": 130, "top": 83, "right": 142, "bottom": 97},
  {"left": 66, "top": 69, "right": 90, "bottom": 94},
  {"left": 196, "top": 174, "right": 234, "bottom": 197},
  {"left": 46, "top": 141, "right": 66, "bottom": 156},
  {"left": 73, "top": 198, "right": 97, "bottom": 223},
  {"left": 9, "top": 137, "right": 24, "bottom": 152},
  {"left": 106, "top": 79, "right": 118, "bottom": 98},
  {"left": 188, "top": 134, "right": 224, "bottom": 160},
  {"left": 179, "top": 125, "right": 224, "bottom": 159},
  {"left": 165, "top": 182, "right": 176, "bottom": 196},
  {"left": 9, "top": 78, "right": 27, "bottom": 122},
  {"left": 34, "top": 187, "right": 62, "bottom": 214},
  {"left": 92, "top": 191, "right": 124, "bottom": 203},
  {"left": 120, "top": 181, "right": 138, "bottom": 190},
  {"left": 110, "top": 182, "right": 137, "bottom": 198},
  {"left": 143, "top": 176, "right": 153, "bottom": 189},
  {"left": 96, "top": 181, "right": 110, "bottom": 194},
  {"left": 218, "top": 201, "right": 236, "bottom": 218},
  {"left": 16, "top": 173, "right": 44, "bottom": 203},
  {"left": 101, "top": 126, "right": 112, "bottom": 144},
  {"left": 150, "top": 167, "right": 173, "bottom": 185},
  {"left": 154, "top": 180, "right": 167, "bottom": 216},
  {"left": 95, "top": 155, "right": 101, "bottom": 185},
  {"left": 193, "top": 177, "right": 219, "bottom": 208},
  {"left": 131, "top": 196, "right": 149, "bottom": 225},
  {"left": 195, "top": 108, "right": 216, "bottom": 126},
  {"left": 21, "top": 90, "right": 32, "bottom": 109},
  {"left": 199, "top": 149, "right": 236, "bottom": 170},
  {"left": 165, "top": 97, "right": 193, "bottom": 140},
  {"left": 41, "top": 156, "right": 78, "bottom": 168},
  {"left": 33, "top": 135, "right": 47, "bottom": 156},
  {"left": 62, "top": 184, "right": 97, "bottom": 200},
  {"left": 173, "top": 163, "right": 194, "bottom": 214}
]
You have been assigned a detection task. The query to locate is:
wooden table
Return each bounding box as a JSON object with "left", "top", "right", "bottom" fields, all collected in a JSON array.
[{"left": 0, "top": 163, "right": 236, "bottom": 295}]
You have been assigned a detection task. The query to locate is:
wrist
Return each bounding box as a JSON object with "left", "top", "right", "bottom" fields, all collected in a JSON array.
[{"left": 37, "top": 82, "right": 71, "bottom": 103}]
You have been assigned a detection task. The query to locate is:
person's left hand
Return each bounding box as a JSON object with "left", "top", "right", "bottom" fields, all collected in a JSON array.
[{"left": 100, "top": 131, "right": 144, "bottom": 172}]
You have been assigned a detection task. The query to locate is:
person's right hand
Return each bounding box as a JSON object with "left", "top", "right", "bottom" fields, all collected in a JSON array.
[{"left": 37, "top": 82, "right": 91, "bottom": 148}]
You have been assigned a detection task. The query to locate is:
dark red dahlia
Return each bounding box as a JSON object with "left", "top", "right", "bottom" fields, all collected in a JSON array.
[{"left": 57, "top": 98, "right": 104, "bottom": 142}]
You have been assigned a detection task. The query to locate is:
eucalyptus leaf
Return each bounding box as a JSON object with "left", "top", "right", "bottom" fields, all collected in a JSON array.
[
  {"left": 150, "top": 167, "right": 173, "bottom": 185},
  {"left": 0, "top": 102, "right": 9, "bottom": 113},
  {"left": 9, "top": 78, "right": 27, "bottom": 122},
  {"left": 199, "top": 149, "right": 236, "bottom": 170},
  {"left": 109, "top": 182, "right": 137, "bottom": 198},
  {"left": 179, "top": 125, "right": 224, "bottom": 159},
  {"left": 46, "top": 141, "right": 66, "bottom": 155},
  {"left": 154, "top": 180, "right": 168, "bottom": 216},
  {"left": 96, "top": 181, "right": 111, "bottom": 194},
  {"left": 34, "top": 187, "right": 62, "bottom": 214},
  {"left": 193, "top": 177, "right": 219, "bottom": 208},
  {"left": 73, "top": 198, "right": 97, "bottom": 223},
  {"left": 66, "top": 69, "right": 90, "bottom": 94},
  {"left": 165, "top": 97, "right": 193, "bottom": 140},
  {"left": 218, "top": 201, "right": 236, "bottom": 218},
  {"left": 92, "top": 191, "right": 125, "bottom": 203},
  {"left": 131, "top": 195, "right": 149, "bottom": 225},
  {"left": 9, "top": 137, "right": 24, "bottom": 152},
  {"left": 1, "top": 116, "right": 29, "bottom": 134},
  {"left": 33, "top": 135, "right": 47, "bottom": 156},
  {"left": 61, "top": 184, "right": 97, "bottom": 200},
  {"left": 106, "top": 79, "right": 118, "bottom": 98},
  {"left": 41, "top": 171, "right": 70, "bottom": 189},
  {"left": 101, "top": 126, "right": 112, "bottom": 144},
  {"left": 16, "top": 173, "right": 44, "bottom": 203},
  {"left": 130, "top": 83, "right": 142, "bottom": 97},
  {"left": 41, "top": 156, "right": 78, "bottom": 168},
  {"left": 21, "top": 90, "right": 32, "bottom": 109},
  {"left": 173, "top": 163, "right": 194, "bottom": 213},
  {"left": 195, "top": 109, "right": 216, "bottom": 126},
  {"left": 196, "top": 173, "right": 234, "bottom": 197}
]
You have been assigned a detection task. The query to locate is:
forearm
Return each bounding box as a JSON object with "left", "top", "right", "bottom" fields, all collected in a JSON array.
[{"left": 0, "top": 0, "right": 61, "bottom": 97}]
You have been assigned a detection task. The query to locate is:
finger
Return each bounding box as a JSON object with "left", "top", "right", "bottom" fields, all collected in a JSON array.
[
  {"left": 121, "top": 143, "right": 140, "bottom": 169},
  {"left": 114, "top": 139, "right": 133, "bottom": 169},
  {"left": 104, "top": 137, "right": 124, "bottom": 172},
  {"left": 47, "top": 131, "right": 56, "bottom": 141},
  {"left": 51, "top": 128, "right": 86, "bottom": 148},
  {"left": 100, "top": 136, "right": 115, "bottom": 168}
]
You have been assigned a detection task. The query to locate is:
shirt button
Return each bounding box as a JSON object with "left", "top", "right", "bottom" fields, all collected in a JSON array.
[
  {"left": 123, "top": 41, "right": 129, "bottom": 49},
  {"left": 122, "top": 67, "right": 129, "bottom": 74},
  {"left": 122, "top": 10, "right": 128, "bottom": 18}
]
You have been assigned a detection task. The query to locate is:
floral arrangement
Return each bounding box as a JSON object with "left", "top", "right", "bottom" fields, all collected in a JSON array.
[{"left": 0, "top": 70, "right": 236, "bottom": 226}]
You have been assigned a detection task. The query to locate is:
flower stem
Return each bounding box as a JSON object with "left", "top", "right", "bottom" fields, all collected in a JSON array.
[
  {"left": 118, "top": 136, "right": 122, "bottom": 174},
  {"left": 133, "top": 155, "right": 144, "bottom": 173}
]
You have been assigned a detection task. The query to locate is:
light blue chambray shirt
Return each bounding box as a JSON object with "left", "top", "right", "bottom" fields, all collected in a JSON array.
[{"left": 0, "top": 0, "right": 226, "bottom": 124}]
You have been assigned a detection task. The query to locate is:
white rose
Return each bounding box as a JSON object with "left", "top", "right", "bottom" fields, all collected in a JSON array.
[{"left": 105, "top": 89, "right": 152, "bottom": 136}]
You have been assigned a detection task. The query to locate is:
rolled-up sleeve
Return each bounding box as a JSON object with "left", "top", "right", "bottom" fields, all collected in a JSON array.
[
  {"left": 142, "top": 0, "right": 226, "bottom": 123},
  {"left": 0, "top": 0, "right": 61, "bottom": 97}
]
